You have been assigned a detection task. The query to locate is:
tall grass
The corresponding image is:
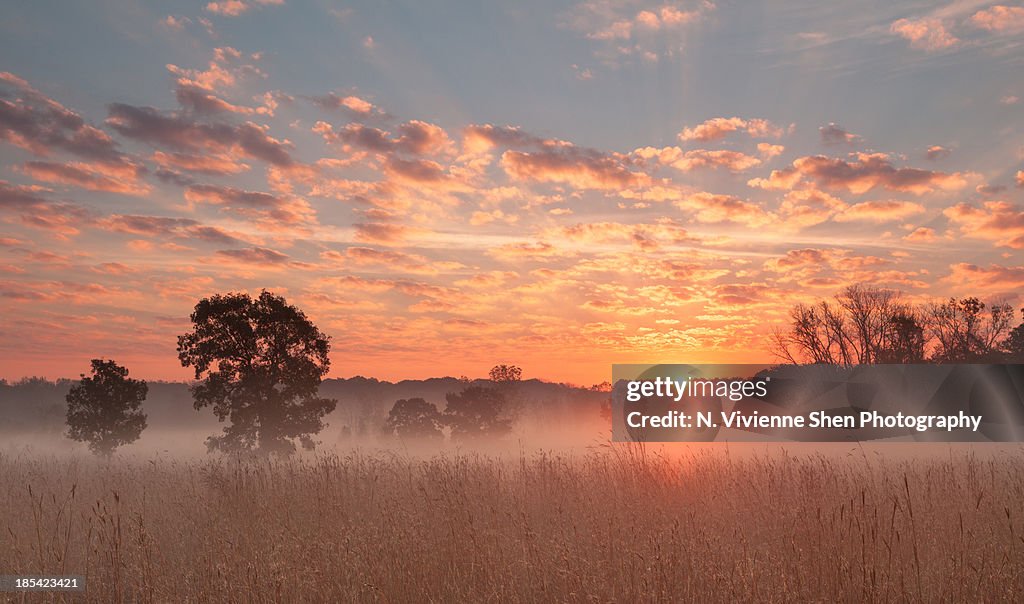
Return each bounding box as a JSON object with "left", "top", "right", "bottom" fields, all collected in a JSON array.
[{"left": 1, "top": 447, "right": 1023, "bottom": 602}]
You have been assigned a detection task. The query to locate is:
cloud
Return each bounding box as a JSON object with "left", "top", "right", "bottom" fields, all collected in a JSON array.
[
  {"left": 174, "top": 85, "right": 272, "bottom": 116},
  {"left": 324, "top": 246, "right": 460, "bottom": 274},
  {"left": 0, "top": 72, "right": 125, "bottom": 163},
  {"left": 317, "top": 120, "right": 451, "bottom": 156},
  {"left": 462, "top": 124, "right": 554, "bottom": 154},
  {"left": 564, "top": 1, "right": 713, "bottom": 64},
  {"left": 151, "top": 150, "right": 250, "bottom": 175},
  {"left": 0, "top": 180, "right": 90, "bottom": 237},
  {"left": 106, "top": 103, "right": 294, "bottom": 166},
  {"left": 890, "top": 17, "right": 959, "bottom": 51},
  {"left": 834, "top": 200, "right": 925, "bottom": 223},
  {"left": 488, "top": 241, "right": 570, "bottom": 262},
  {"left": 1017, "top": 170, "right": 1024, "bottom": 188},
  {"left": 757, "top": 143, "right": 785, "bottom": 159},
  {"left": 748, "top": 153, "right": 970, "bottom": 194},
  {"left": 184, "top": 184, "right": 315, "bottom": 227},
  {"left": 353, "top": 223, "right": 421, "bottom": 244},
  {"left": 162, "top": 16, "right": 191, "bottom": 30},
  {"left": 20, "top": 160, "right": 150, "bottom": 195},
  {"left": 777, "top": 188, "right": 847, "bottom": 228},
  {"left": 945, "top": 262, "right": 1024, "bottom": 291},
  {"left": 903, "top": 226, "right": 938, "bottom": 243},
  {"left": 215, "top": 246, "right": 289, "bottom": 265},
  {"left": 553, "top": 220, "right": 698, "bottom": 250},
  {"left": 98, "top": 214, "right": 242, "bottom": 245},
  {"left": 205, "top": 0, "right": 283, "bottom": 17},
  {"left": 678, "top": 117, "right": 784, "bottom": 142},
  {"left": 970, "top": 5, "right": 1024, "bottom": 33},
  {"left": 501, "top": 146, "right": 647, "bottom": 190},
  {"left": 673, "top": 192, "right": 774, "bottom": 227},
  {"left": 310, "top": 93, "right": 383, "bottom": 117},
  {"left": 634, "top": 146, "right": 761, "bottom": 172},
  {"left": 819, "top": 123, "right": 861, "bottom": 146},
  {"left": 925, "top": 145, "right": 951, "bottom": 161},
  {"left": 167, "top": 47, "right": 263, "bottom": 94},
  {"left": 943, "top": 201, "right": 1024, "bottom": 248}
]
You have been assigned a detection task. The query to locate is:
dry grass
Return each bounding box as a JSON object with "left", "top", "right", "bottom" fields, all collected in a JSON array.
[{"left": 2, "top": 446, "right": 1024, "bottom": 602}]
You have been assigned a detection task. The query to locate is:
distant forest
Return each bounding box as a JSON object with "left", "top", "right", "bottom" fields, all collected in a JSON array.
[{"left": 0, "top": 375, "right": 608, "bottom": 440}]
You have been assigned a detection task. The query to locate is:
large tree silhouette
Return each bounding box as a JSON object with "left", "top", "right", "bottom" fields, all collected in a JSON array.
[
  {"left": 65, "top": 359, "right": 147, "bottom": 456},
  {"left": 443, "top": 386, "right": 512, "bottom": 440},
  {"left": 383, "top": 398, "right": 444, "bottom": 439},
  {"left": 177, "top": 291, "right": 336, "bottom": 455}
]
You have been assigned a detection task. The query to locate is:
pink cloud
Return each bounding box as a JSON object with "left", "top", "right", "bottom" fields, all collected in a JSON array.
[
  {"left": 502, "top": 147, "right": 647, "bottom": 190},
  {"left": 970, "top": 5, "right": 1024, "bottom": 33},
  {"left": 943, "top": 201, "right": 1024, "bottom": 248},
  {"left": 106, "top": 104, "right": 295, "bottom": 167},
  {"left": 679, "top": 117, "right": 784, "bottom": 142},
  {"left": 20, "top": 160, "right": 150, "bottom": 196},
  {"left": 944, "top": 262, "right": 1024, "bottom": 291},
  {"left": 890, "top": 18, "right": 959, "bottom": 51},
  {"left": 749, "top": 153, "right": 970, "bottom": 194}
]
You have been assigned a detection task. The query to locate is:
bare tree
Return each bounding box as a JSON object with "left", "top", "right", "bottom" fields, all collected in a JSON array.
[
  {"left": 927, "top": 297, "right": 1015, "bottom": 362},
  {"left": 774, "top": 285, "right": 926, "bottom": 365}
]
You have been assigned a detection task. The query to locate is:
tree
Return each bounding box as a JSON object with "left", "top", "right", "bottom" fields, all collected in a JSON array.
[
  {"left": 65, "top": 359, "right": 147, "bottom": 456},
  {"left": 488, "top": 364, "right": 522, "bottom": 383},
  {"left": 443, "top": 386, "right": 512, "bottom": 440},
  {"left": 927, "top": 297, "right": 1014, "bottom": 362},
  {"left": 177, "top": 291, "right": 337, "bottom": 455},
  {"left": 383, "top": 398, "right": 443, "bottom": 439},
  {"left": 773, "top": 285, "right": 923, "bottom": 365},
  {"left": 1002, "top": 309, "right": 1024, "bottom": 362}
]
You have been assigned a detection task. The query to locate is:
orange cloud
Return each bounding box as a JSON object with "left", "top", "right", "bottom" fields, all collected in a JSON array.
[
  {"left": 353, "top": 223, "right": 422, "bottom": 245},
  {"left": 778, "top": 189, "right": 847, "bottom": 228},
  {"left": 679, "top": 117, "right": 784, "bottom": 142},
  {"left": 834, "top": 200, "right": 926, "bottom": 223},
  {"left": 635, "top": 146, "right": 761, "bottom": 172},
  {"left": 943, "top": 201, "right": 1024, "bottom": 248},
  {"left": 674, "top": 192, "right": 774, "bottom": 227},
  {"left": 903, "top": 226, "right": 939, "bottom": 243}
]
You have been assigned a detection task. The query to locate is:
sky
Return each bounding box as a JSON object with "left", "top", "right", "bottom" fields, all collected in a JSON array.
[{"left": 1, "top": 0, "right": 1023, "bottom": 385}]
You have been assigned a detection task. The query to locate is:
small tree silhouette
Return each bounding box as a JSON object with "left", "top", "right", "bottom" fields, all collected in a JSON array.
[
  {"left": 443, "top": 386, "right": 512, "bottom": 440},
  {"left": 488, "top": 364, "right": 522, "bottom": 383},
  {"left": 383, "top": 398, "right": 443, "bottom": 439},
  {"left": 65, "top": 359, "right": 148, "bottom": 456}
]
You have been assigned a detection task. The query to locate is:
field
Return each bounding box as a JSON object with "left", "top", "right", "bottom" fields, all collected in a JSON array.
[{"left": 2, "top": 446, "right": 1024, "bottom": 602}]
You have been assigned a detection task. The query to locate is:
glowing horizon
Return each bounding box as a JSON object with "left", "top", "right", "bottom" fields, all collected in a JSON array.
[{"left": 1, "top": 1, "right": 1023, "bottom": 385}]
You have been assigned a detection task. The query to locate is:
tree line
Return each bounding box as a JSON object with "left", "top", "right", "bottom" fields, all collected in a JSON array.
[{"left": 772, "top": 285, "right": 1024, "bottom": 365}]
